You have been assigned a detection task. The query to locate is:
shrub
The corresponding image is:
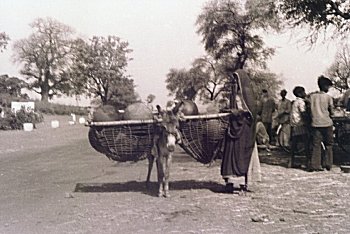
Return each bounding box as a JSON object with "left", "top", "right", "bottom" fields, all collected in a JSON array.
[
  {"left": 35, "top": 101, "right": 88, "bottom": 116},
  {"left": 0, "top": 100, "right": 88, "bottom": 130},
  {"left": 0, "top": 108, "right": 44, "bottom": 130}
]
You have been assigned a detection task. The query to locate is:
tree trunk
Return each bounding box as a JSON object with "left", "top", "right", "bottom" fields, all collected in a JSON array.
[
  {"left": 101, "top": 95, "right": 108, "bottom": 105},
  {"left": 41, "top": 83, "right": 50, "bottom": 102},
  {"left": 41, "top": 92, "right": 49, "bottom": 102},
  {"left": 40, "top": 75, "right": 50, "bottom": 102}
]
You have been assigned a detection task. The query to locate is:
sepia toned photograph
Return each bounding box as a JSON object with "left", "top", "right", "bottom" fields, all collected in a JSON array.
[{"left": 1, "top": 0, "right": 350, "bottom": 233}]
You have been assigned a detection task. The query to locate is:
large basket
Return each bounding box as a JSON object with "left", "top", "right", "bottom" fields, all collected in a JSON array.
[
  {"left": 88, "top": 119, "right": 157, "bottom": 162},
  {"left": 179, "top": 113, "right": 231, "bottom": 164}
]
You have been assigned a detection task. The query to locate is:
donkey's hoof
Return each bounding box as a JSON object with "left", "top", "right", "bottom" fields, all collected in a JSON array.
[{"left": 158, "top": 192, "right": 164, "bottom": 197}]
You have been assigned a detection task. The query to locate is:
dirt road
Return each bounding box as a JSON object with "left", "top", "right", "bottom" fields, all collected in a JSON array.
[{"left": 1, "top": 115, "right": 350, "bottom": 233}]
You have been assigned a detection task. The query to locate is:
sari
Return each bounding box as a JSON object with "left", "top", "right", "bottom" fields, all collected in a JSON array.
[{"left": 221, "top": 69, "right": 257, "bottom": 179}]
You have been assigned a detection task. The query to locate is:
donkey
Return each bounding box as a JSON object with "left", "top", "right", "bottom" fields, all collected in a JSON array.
[{"left": 146, "top": 108, "right": 180, "bottom": 197}]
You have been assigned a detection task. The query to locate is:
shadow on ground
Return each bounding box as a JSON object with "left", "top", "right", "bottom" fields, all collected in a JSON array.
[
  {"left": 74, "top": 180, "right": 225, "bottom": 196},
  {"left": 258, "top": 145, "right": 350, "bottom": 169}
]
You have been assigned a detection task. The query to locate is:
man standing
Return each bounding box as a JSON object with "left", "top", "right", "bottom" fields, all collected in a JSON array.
[
  {"left": 277, "top": 89, "right": 291, "bottom": 126},
  {"left": 259, "top": 89, "right": 276, "bottom": 145},
  {"left": 276, "top": 89, "right": 292, "bottom": 147},
  {"left": 309, "top": 76, "right": 334, "bottom": 172},
  {"left": 290, "top": 86, "right": 310, "bottom": 168}
]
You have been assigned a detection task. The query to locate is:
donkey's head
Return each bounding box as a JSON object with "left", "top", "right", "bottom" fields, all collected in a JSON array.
[{"left": 158, "top": 110, "right": 180, "bottom": 153}]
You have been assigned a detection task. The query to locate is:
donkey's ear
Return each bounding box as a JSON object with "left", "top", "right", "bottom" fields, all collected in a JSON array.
[
  {"left": 172, "top": 101, "right": 183, "bottom": 115},
  {"left": 156, "top": 105, "right": 164, "bottom": 117}
]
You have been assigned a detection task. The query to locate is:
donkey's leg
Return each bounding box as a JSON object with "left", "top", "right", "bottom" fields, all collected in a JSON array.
[
  {"left": 146, "top": 154, "right": 154, "bottom": 189},
  {"left": 156, "top": 156, "right": 165, "bottom": 197},
  {"left": 163, "top": 153, "right": 172, "bottom": 198}
]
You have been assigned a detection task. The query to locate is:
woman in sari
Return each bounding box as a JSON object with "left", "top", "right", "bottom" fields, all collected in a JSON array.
[{"left": 221, "top": 69, "right": 257, "bottom": 193}]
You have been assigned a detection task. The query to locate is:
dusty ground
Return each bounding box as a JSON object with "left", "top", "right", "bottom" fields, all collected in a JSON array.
[{"left": 0, "top": 115, "right": 350, "bottom": 234}]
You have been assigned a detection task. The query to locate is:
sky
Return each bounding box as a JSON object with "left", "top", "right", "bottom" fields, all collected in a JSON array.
[{"left": 0, "top": 0, "right": 341, "bottom": 107}]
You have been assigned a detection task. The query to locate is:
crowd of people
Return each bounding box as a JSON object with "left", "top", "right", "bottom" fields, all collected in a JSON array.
[
  {"left": 205, "top": 69, "right": 348, "bottom": 193},
  {"left": 147, "top": 70, "right": 347, "bottom": 193},
  {"left": 256, "top": 75, "right": 346, "bottom": 172}
]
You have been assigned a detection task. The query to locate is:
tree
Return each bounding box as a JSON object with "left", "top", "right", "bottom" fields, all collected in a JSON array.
[
  {"left": 0, "top": 32, "right": 10, "bottom": 52},
  {"left": 0, "top": 74, "right": 27, "bottom": 97},
  {"left": 165, "top": 56, "right": 240, "bottom": 103},
  {"left": 166, "top": 0, "right": 282, "bottom": 103},
  {"left": 190, "top": 56, "right": 227, "bottom": 102},
  {"left": 247, "top": 69, "right": 283, "bottom": 99},
  {"left": 70, "top": 36, "right": 138, "bottom": 108},
  {"left": 326, "top": 43, "right": 350, "bottom": 92},
  {"left": 165, "top": 67, "right": 207, "bottom": 101},
  {"left": 279, "top": 0, "right": 350, "bottom": 43},
  {"left": 13, "top": 18, "right": 75, "bottom": 102},
  {"left": 196, "top": 0, "right": 280, "bottom": 71},
  {"left": 0, "top": 74, "right": 29, "bottom": 106}
]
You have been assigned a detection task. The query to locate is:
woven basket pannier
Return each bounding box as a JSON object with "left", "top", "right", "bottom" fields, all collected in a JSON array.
[
  {"left": 179, "top": 113, "right": 230, "bottom": 164},
  {"left": 88, "top": 119, "right": 157, "bottom": 162}
]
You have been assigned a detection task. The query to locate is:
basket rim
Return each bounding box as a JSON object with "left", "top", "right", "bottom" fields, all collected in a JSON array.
[
  {"left": 87, "top": 119, "right": 159, "bottom": 126},
  {"left": 86, "top": 113, "right": 231, "bottom": 126},
  {"left": 182, "top": 113, "right": 230, "bottom": 120}
]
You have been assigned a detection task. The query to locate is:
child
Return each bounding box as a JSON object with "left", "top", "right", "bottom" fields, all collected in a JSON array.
[
  {"left": 290, "top": 86, "right": 309, "bottom": 168},
  {"left": 309, "top": 76, "right": 334, "bottom": 172}
]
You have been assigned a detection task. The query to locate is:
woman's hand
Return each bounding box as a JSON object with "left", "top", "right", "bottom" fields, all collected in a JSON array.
[{"left": 230, "top": 109, "right": 245, "bottom": 116}]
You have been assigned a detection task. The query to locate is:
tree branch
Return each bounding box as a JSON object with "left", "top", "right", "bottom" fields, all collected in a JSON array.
[{"left": 327, "top": 0, "right": 350, "bottom": 20}]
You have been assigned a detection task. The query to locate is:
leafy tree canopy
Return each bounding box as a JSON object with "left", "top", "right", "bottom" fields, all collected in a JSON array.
[
  {"left": 70, "top": 36, "right": 138, "bottom": 109},
  {"left": 0, "top": 74, "right": 27, "bottom": 97},
  {"left": 0, "top": 74, "right": 29, "bottom": 106},
  {"left": 166, "top": 56, "right": 283, "bottom": 104},
  {"left": 247, "top": 68, "right": 283, "bottom": 99},
  {"left": 166, "top": 0, "right": 283, "bottom": 103},
  {"left": 190, "top": 56, "right": 228, "bottom": 102},
  {"left": 196, "top": 0, "right": 280, "bottom": 70},
  {"left": 165, "top": 67, "right": 206, "bottom": 101},
  {"left": 12, "top": 17, "right": 75, "bottom": 102},
  {"left": 279, "top": 0, "right": 350, "bottom": 43},
  {"left": 326, "top": 43, "right": 350, "bottom": 92}
]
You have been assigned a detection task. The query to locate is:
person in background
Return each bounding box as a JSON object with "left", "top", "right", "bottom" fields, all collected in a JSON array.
[
  {"left": 259, "top": 89, "right": 276, "bottom": 145},
  {"left": 275, "top": 89, "right": 292, "bottom": 145},
  {"left": 309, "top": 76, "right": 334, "bottom": 172},
  {"left": 290, "top": 86, "right": 310, "bottom": 168},
  {"left": 146, "top": 95, "right": 155, "bottom": 112},
  {"left": 87, "top": 106, "right": 94, "bottom": 123},
  {"left": 338, "top": 88, "right": 350, "bottom": 111},
  {"left": 256, "top": 115, "right": 271, "bottom": 153},
  {"left": 277, "top": 89, "right": 291, "bottom": 123}
]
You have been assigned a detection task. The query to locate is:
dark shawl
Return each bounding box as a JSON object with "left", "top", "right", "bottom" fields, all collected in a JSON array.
[{"left": 221, "top": 69, "right": 257, "bottom": 177}]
